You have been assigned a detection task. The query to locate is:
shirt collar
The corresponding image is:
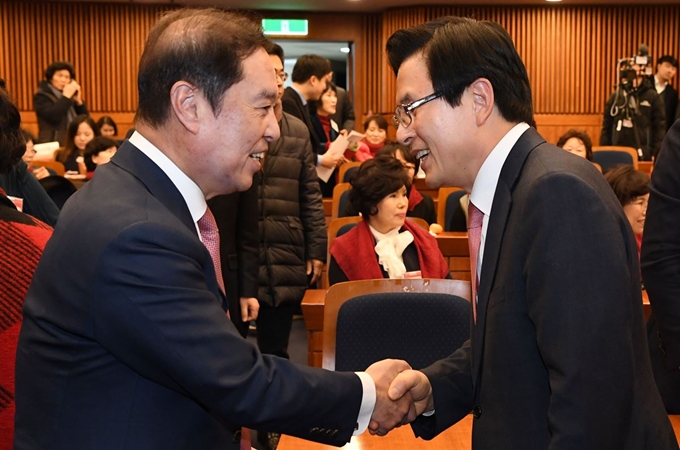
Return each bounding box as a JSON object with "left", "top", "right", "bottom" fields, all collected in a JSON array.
[
  {"left": 290, "top": 85, "right": 307, "bottom": 106},
  {"left": 129, "top": 131, "right": 207, "bottom": 225},
  {"left": 469, "top": 122, "right": 530, "bottom": 217},
  {"left": 654, "top": 75, "right": 667, "bottom": 93}
]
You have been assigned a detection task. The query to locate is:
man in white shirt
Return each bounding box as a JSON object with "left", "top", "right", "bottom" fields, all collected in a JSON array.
[
  {"left": 14, "top": 8, "right": 412, "bottom": 450},
  {"left": 653, "top": 55, "right": 678, "bottom": 131},
  {"left": 376, "top": 16, "right": 678, "bottom": 450}
]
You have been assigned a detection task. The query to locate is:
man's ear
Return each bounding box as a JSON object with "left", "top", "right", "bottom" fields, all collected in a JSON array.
[
  {"left": 470, "top": 78, "right": 495, "bottom": 127},
  {"left": 170, "top": 81, "right": 201, "bottom": 134}
]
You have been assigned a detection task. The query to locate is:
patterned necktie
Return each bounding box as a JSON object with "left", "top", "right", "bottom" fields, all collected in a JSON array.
[
  {"left": 198, "top": 209, "right": 251, "bottom": 449},
  {"left": 197, "top": 208, "right": 225, "bottom": 294},
  {"left": 467, "top": 201, "right": 484, "bottom": 323}
]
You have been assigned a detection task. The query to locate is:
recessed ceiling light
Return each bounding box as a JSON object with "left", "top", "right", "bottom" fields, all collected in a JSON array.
[
  {"left": 546, "top": 0, "right": 562, "bottom": 2},
  {"left": 340, "top": 47, "right": 350, "bottom": 53}
]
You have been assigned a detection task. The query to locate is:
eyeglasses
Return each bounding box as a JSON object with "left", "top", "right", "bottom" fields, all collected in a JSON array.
[
  {"left": 276, "top": 71, "right": 289, "bottom": 82},
  {"left": 391, "top": 92, "right": 444, "bottom": 130}
]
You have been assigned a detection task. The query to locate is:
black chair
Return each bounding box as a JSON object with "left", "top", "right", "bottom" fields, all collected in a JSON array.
[
  {"left": 444, "top": 189, "right": 468, "bottom": 231},
  {"left": 592, "top": 146, "right": 639, "bottom": 172},
  {"left": 323, "top": 279, "right": 471, "bottom": 371},
  {"left": 38, "top": 175, "right": 77, "bottom": 210}
]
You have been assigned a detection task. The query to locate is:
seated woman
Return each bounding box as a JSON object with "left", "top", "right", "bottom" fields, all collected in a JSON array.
[
  {"left": 604, "top": 165, "right": 649, "bottom": 259},
  {"left": 95, "top": 115, "right": 118, "bottom": 138},
  {"left": 329, "top": 155, "right": 450, "bottom": 286},
  {"left": 21, "top": 130, "right": 53, "bottom": 180},
  {"left": 557, "top": 129, "right": 593, "bottom": 161},
  {"left": 362, "top": 115, "right": 390, "bottom": 157},
  {"left": 56, "top": 114, "right": 99, "bottom": 175},
  {"left": 83, "top": 136, "right": 118, "bottom": 180},
  {"left": 343, "top": 144, "right": 437, "bottom": 225}
]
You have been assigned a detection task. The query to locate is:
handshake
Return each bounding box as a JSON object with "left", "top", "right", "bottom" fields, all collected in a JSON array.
[{"left": 364, "top": 359, "right": 435, "bottom": 436}]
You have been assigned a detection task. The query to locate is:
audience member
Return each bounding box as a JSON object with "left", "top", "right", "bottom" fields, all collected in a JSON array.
[
  {"left": 33, "top": 61, "right": 88, "bottom": 145},
  {"left": 83, "top": 136, "right": 118, "bottom": 179},
  {"left": 378, "top": 16, "right": 676, "bottom": 448},
  {"left": 56, "top": 114, "right": 98, "bottom": 174},
  {"left": 326, "top": 69, "right": 355, "bottom": 133},
  {"left": 20, "top": 130, "right": 53, "bottom": 180},
  {"left": 96, "top": 115, "right": 118, "bottom": 137},
  {"left": 0, "top": 83, "right": 53, "bottom": 450},
  {"left": 310, "top": 81, "right": 340, "bottom": 150},
  {"left": 329, "top": 155, "right": 449, "bottom": 285},
  {"left": 556, "top": 129, "right": 593, "bottom": 160},
  {"left": 600, "top": 62, "right": 666, "bottom": 160},
  {"left": 13, "top": 9, "right": 410, "bottom": 450},
  {"left": 653, "top": 55, "right": 678, "bottom": 132},
  {"left": 604, "top": 165, "right": 649, "bottom": 259},
  {"left": 363, "top": 115, "right": 390, "bottom": 157},
  {"left": 642, "top": 118, "right": 680, "bottom": 414}
]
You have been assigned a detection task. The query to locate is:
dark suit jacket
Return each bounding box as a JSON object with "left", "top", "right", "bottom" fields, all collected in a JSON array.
[
  {"left": 282, "top": 87, "right": 321, "bottom": 154},
  {"left": 207, "top": 184, "right": 259, "bottom": 338},
  {"left": 411, "top": 127, "right": 677, "bottom": 449},
  {"left": 663, "top": 85, "right": 679, "bottom": 132},
  {"left": 14, "top": 141, "right": 363, "bottom": 450},
  {"left": 642, "top": 118, "right": 680, "bottom": 414}
]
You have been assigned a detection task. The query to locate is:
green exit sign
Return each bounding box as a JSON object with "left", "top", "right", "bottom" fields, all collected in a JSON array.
[{"left": 262, "top": 19, "right": 308, "bottom": 36}]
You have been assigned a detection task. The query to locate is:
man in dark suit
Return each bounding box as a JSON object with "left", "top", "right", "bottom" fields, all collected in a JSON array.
[
  {"left": 377, "top": 17, "right": 678, "bottom": 449},
  {"left": 642, "top": 118, "right": 680, "bottom": 414},
  {"left": 653, "top": 55, "right": 678, "bottom": 133},
  {"left": 13, "top": 9, "right": 412, "bottom": 450}
]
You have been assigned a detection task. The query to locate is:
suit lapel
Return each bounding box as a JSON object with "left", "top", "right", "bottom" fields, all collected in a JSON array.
[
  {"left": 111, "top": 141, "right": 197, "bottom": 237},
  {"left": 471, "top": 127, "right": 546, "bottom": 389}
]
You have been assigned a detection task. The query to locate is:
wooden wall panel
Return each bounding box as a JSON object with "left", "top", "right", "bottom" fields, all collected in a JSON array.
[{"left": 360, "top": 5, "right": 680, "bottom": 129}]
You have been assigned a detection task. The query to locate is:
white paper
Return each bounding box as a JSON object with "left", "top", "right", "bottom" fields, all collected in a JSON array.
[
  {"left": 316, "top": 134, "right": 349, "bottom": 183},
  {"left": 33, "top": 141, "right": 60, "bottom": 161}
]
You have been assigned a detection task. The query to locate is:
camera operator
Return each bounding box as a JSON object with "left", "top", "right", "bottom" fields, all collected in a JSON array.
[{"left": 600, "top": 53, "right": 666, "bottom": 161}]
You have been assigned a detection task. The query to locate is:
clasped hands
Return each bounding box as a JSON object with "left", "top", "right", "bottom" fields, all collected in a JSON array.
[{"left": 364, "top": 359, "right": 434, "bottom": 436}]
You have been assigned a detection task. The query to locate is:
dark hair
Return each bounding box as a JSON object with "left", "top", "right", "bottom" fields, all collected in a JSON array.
[
  {"left": 135, "top": 8, "right": 268, "bottom": 128},
  {"left": 44, "top": 61, "right": 76, "bottom": 81},
  {"left": 291, "top": 54, "right": 332, "bottom": 84},
  {"left": 0, "top": 88, "right": 25, "bottom": 173},
  {"left": 378, "top": 143, "right": 420, "bottom": 174},
  {"left": 556, "top": 129, "right": 593, "bottom": 161},
  {"left": 57, "top": 115, "right": 99, "bottom": 164},
  {"left": 349, "top": 155, "right": 411, "bottom": 218},
  {"left": 657, "top": 55, "right": 679, "bottom": 68},
  {"left": 265, "top": 41, "right": 285, "bottom": 64},
  {"left": 309, "top": 81, "right": 337, "bottom": 113},
  {"left": 21, "top": 129, "right": 37, "bottom": 145},
  {"left": 96, "top": 116, "right": 118, "bottom": 136},
  {"left": 0, "top": 78, "right": 5, "bottom": 90},
  {"left": 603, "top": 165, "right": 650, "bottom": 206},
  {"left": 363, "top": 115, "right": 388, "bottom": 132},
  {"left": 386, "top": 16, "right": 533, "bottom": 125},
  {"left": 84, "top": 136, "right": 119, "bottom": 171}
]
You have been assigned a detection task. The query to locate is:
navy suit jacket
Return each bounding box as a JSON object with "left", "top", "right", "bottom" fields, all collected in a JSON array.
[
  {"left": 282, "top": 87, "right": 321, "bottom": 154},
  {"left": 411, "top": 127, "right": 677, "bottom": 449},
  {"left": 14, "top": 141, "right": 362, "bottom": 450}
]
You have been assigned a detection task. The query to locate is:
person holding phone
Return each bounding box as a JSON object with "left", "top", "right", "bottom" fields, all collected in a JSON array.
[{"left": 33, "top": 61, "right": 88, "bottom": 145}]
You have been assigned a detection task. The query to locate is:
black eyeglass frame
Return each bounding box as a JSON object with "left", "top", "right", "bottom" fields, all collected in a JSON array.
[{"left": 391, "top": 92, "right": 444, "bottom": 130}]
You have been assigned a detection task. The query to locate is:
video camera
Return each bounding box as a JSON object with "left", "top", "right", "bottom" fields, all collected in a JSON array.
[{"left": 616, "top": 44, "right": 653, "bottom": 91}]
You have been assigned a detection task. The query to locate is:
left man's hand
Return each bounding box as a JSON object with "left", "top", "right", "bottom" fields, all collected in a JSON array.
[
  {"left": 307, "top": 259, "right": 324, "bottom": 285},
  {"left": 239, "top": 297, "right": 259, "bottom": 322},
  {"left": 365, "top": 359, "right": 414, "bottom": 436}
]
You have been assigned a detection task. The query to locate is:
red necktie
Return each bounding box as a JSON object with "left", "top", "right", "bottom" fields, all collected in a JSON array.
[
  {"left": 197, "top": 208, "right": 225, "bottom": 294},
  {"left": 467, "top": 202, "right": 483, "bottom": 323},
  {"left": 197, "top": 209, "right": 251, "bottom": 449}
]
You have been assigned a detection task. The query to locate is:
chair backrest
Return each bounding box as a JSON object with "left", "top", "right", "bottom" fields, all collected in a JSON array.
[
  {"left": 38, "top": 175, "right": 77, "bottom": 209},
  {"left": 38, "top": 160, "right": 66, "bottom": 176},
  {"left": 338, "top": 161, "right": 361, "bottom": 183},
  {"left": 592, "top": 146, "right": 639, "bottom": 172},
  {"left": 331, "top": 182, "right": 351, "bottom": 219},
  {"left": 323, "top": 278, "right": 471, "bottom": 371},
  {"left": 437, "top": 187, "right": 467, "bottom": 231},
  {"left": 325, "top": 216, "right": 363, "bottom": 287}
]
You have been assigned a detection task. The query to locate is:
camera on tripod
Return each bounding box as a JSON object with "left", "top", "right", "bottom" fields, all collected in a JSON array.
[{"left": 616, "top": 45, "right": 652, "bottom": 92}]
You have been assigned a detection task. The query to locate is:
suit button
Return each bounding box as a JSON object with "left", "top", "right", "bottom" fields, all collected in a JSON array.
[
  {"left": 473, "top": 406, "right": 482, "bottom": 418},
  {"left": 232, "top": 429, "right": 242, "bottom": 443},
  {"left": 310, "top": 427, "right": 320, "bottom": 435},
  {"left": 331, "top": 430, "right": 338, "bottom": 437}
]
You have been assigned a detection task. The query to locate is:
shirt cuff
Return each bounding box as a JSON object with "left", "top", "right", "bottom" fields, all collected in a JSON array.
[
  {"left": 353, "top": 372, "right": 376, "bottom": 435},
  {"left": 316, "top": 154, "right": 323, "bottom": 166}
]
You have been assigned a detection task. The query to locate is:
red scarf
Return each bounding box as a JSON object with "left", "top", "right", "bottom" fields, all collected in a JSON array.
[
  {"left": 331, "top": 219, "right": 449, "bottom": 280},
  {"left": 318, "top": 114, "right": 332, "bottom": 142},
  {"left": 408, "top": 184, "right": 423, "bottom": 211},
  {"left": 362, "top": 139, "right": 385, "bottom": 157}
]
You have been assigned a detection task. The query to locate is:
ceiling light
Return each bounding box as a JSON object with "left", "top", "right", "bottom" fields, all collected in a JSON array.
[{"left": 340, "top": 47, "right": 350, "bottom": 54}]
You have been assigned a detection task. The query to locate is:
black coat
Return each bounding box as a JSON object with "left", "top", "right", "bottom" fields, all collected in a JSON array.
[
  {"left": 600, "top": 78, "right": 666, "bottom": 160},
  {"left": 257, "top": 113, "right": 327, "bottom": 307},
  {"left": 33, "top": 80, "right": 88, "bottom": 145}
]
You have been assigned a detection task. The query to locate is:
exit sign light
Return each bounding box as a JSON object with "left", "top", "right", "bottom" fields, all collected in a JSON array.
[{"left": 262, "top": 19, "right": 309, "bottom": 36}]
